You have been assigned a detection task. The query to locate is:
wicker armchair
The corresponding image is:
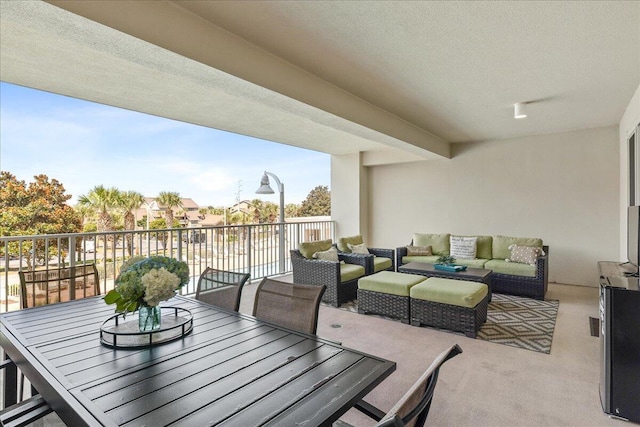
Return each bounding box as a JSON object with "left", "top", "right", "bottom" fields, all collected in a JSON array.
[
  {"left": 290, "top": 249, "right": 367, "bottom": 307},
  {"left": 337, "top": 235, "right": 395, "bottom": 274}
]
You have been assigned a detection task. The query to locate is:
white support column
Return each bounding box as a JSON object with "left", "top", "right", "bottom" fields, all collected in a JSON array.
[{"left": 330, "top": 152, "right": 368, "bottom": 242}]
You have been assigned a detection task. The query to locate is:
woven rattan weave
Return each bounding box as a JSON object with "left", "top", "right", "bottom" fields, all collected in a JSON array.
[
  {"left": 397, "top": 244, "right": 549, "bottom": 300},
  {"left": 410, "top": 294, "right": 489, "bottom": 338},
  {"left": 357, "top": 289, "right": 411, "bottom": 324},
  {"left": 290, "top": 249, "right": 365, "bottom": 307}
]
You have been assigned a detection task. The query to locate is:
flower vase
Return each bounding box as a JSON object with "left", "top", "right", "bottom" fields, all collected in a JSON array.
[{"left": 139, "top": 305, "right": 161, "bottom": 332}]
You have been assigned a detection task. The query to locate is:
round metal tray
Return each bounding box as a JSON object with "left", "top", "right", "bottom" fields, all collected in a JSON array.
[{"left": 100, "top": 306, "right": 193, "bottom": 348}]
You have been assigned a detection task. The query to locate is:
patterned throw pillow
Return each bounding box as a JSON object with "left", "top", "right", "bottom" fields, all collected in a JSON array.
[
  {"left": 406, "top": 245, "right": 433, "bottom": 256},
  {"left": 506, "top": 244, "right": 544, "bottom": 266},
  {"left": 450, "top": 236, "right": 477, "bottom": 260},
  {"left": 348, "top": 243, "right": 370, "bottom": 254},
  {"left": 313, "top": 246, "right": 339, "bottom": 262}
]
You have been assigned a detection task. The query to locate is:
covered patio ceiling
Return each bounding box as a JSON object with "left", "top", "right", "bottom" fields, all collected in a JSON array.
[{"left": 1, "top": 1, "right": 638, "bottom": 164}]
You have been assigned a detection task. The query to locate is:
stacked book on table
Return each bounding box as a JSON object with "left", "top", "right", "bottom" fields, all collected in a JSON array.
[{"left": 434, "top": 264, "right": 467, "bottom": 272}]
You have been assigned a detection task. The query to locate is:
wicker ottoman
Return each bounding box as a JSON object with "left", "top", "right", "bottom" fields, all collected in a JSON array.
[
  {"left": 357, "top": 271, "right": 428, "bottom": 323},
  {"left": 410, "top": 277, "right": 489, "bottom": 338}
]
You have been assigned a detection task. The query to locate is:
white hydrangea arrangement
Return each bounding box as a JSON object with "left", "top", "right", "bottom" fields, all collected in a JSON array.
[{"left": 105, "top": 256, "right": 189, "bottom": 314}]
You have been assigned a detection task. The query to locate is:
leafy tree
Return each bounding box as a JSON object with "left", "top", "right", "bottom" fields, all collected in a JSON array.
[
  {"left": 298, "top": 185, "right": 331, "bottom": 217},
  {"left": 0, "top": 172, "right": 82, "bottom": 268},
  {"left": 285, "top": 203, "right": 299, "bottom": 218}
]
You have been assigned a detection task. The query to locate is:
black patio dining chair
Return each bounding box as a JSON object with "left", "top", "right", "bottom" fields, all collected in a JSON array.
[
  {"left": 335, "top": 344, "right": 463, "bottom": 427},
  {"left": 252, "top": 278, "right": 326, "bottom": 335},
  {"left": 16, "top": 264, "right": 101, "bottom": 404},
  {"left": 0, "top": 357, "right": 53, "bottom": 427},
  {"left": 195, "top": 267, "right": 251, "bottom": 312},
  {"left": 19, "top": 263, "right": 100, "bottom": 309}
]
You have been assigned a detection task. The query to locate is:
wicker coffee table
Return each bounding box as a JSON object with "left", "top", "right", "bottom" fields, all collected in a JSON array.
[{"left": 398, "top": 261, "right": 493, "bottom": 301}]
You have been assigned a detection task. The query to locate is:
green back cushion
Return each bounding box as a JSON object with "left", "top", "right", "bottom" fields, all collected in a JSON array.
[
  {"left": 358, "top": 271, "right": 427, "bottom": 296},
  {"left": 410, "top": 278, "right": 488, "bottom": 308},
  {"left": 412, "top": 233, "right": 450, "bottom": 256},
  {"left": 299, "top": 239, "right": 333, "bottom": 259},
  {"left": 471, "top": 235, "right": 492, "bottom": 260},
  {"left": 492, "top": 236, "right": 543, "bottom": 260},
  {"left": 337, "top": 235, "right": 364, "bottom": 253}
]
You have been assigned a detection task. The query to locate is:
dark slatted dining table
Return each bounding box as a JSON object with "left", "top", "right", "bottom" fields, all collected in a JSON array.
[{"left": 0, "top": 295, "right": 395, "bottom": 426}]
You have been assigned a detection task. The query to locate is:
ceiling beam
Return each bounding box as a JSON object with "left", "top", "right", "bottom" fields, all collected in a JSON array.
[{"left": 46, "top": 0, "right": 450, "bottom": 159}]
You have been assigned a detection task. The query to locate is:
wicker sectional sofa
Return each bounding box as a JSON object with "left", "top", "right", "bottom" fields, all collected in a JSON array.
[{"left": 396, "top": 233, "right": 549, "bottom": 300}]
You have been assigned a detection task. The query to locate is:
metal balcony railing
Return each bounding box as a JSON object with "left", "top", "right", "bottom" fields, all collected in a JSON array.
[{"left": 0, "top": 220, "right": 335, "bottom": 312}]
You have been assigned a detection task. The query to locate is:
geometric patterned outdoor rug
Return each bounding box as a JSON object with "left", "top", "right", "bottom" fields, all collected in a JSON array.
[
  {"left": 329, "top": 293, "right": 559, "bottom": 354},
  {"left": 477, "top": 294, "right": 559, "bottom": 354}
]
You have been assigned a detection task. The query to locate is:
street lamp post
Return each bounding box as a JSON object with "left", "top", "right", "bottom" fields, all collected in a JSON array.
[
  {"left": 145, "top": 201, "right": 159, "bottom": 230},
  {"left": 256, "top": 171, "right": 285, "bottom": 274}
]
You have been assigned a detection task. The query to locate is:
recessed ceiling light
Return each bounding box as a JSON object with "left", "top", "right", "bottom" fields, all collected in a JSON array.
[{"left": 514, "top": 102, "right": 527, "bottom": 119}]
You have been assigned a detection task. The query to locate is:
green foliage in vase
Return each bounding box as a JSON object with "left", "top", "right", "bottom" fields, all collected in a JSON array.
[{"left": 436, "top": 254, "right": 456, "bottom": 265}]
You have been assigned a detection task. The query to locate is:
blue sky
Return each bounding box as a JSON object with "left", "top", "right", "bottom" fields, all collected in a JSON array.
[{"left": 0, "top": 82, "right": 330, "bottom": 207}]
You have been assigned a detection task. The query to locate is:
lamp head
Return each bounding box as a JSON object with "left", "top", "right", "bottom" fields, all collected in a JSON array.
[{"left": 255, "top": 172, "right": 275, "bottom": 194}]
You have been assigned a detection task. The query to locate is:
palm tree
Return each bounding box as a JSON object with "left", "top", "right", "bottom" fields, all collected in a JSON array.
[
  {"left": 248, "top": 199, "right": 264, "bottom": 224},
  {"left": 78, "top": 185, "right": 119, "bottom": 251},
  {"left": 156, "top": 191, "right": 182, "bottom": 256},
  {"left": 118, "top": 191, "right": 145, "bottom": 255},
  {"left": 264, "top": 202, "right": 279, "bottom": 223},
  {"left": 78, "top": 185, "right": 119, "bottom": 233},
  {"left": 156, "top": 191, "right": 182, "bottom": 229}
]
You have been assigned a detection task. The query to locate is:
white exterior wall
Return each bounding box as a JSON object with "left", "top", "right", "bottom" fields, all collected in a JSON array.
[
  {"left": 363, "top": 126, "right": 619, "bottom": 287},
  {"left": 330, "top": 152, "right": 369, "bottom": 241},
  {"left": 619, "top": 84, "right": 640, "bottom": 260},
  {"left": 332, "top": 87, "right": 640, "bottom": 288}
]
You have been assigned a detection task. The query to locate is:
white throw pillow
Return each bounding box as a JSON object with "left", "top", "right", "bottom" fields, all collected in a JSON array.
[
  {"left": 450, "top": 236, "right": 477, "bottom": 260},
  {"left": 313, "top": 246, "right": 339, "bottom": 262},
  {"left": 347, "top": 243, "right": 370, "bottom": 254}
]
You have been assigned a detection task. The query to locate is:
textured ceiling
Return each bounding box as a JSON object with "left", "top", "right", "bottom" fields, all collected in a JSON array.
[{"left": 1, "top": 0, "right": 639, "bottom": 161}]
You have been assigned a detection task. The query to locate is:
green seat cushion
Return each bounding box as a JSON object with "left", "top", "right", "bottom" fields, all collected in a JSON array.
[
  {"left": 484, "top": 259, "right": 537, "bottom": 277},
  {"left": 454, "top": 258, "right": 490, "bottom": 269},
  {"left": 340, "top": 263, "right": 366, "bottom": 282},
  {"left": 373, "top": 256, "right": 393, "bottom": 272},
  {"left": 358, "top": 271, "right": 427, "bottom": 297},
  {"left": 337, "top": 235, "right": 364, "bottom": 253},
  {"left": 492, "top": 235, "right": 543, "bottom": 260},
  {"left": 299, "top": 239, "right": 333, "bottom": 259},
  {"left": 412, "top": 233, "right": 450, "bottom": 256},
  {"left": 410, "top": 278, "right": 488, "bottom": 308},
  {"left": 402, "top": 255, "right": 440, "bottom": 264}
]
